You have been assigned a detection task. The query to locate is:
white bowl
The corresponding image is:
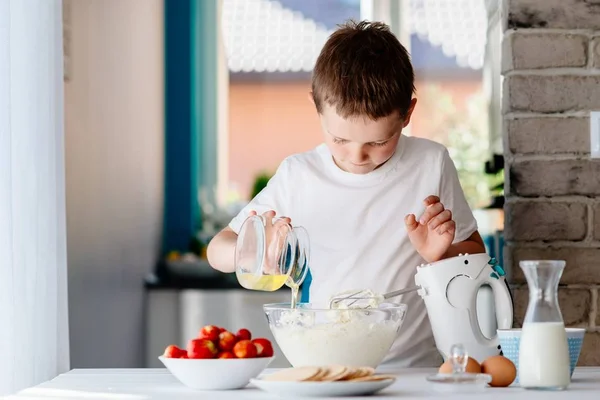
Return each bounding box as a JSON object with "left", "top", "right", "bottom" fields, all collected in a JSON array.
[{"left": 158, "top": 356, "right": 275, "bottom": 390}]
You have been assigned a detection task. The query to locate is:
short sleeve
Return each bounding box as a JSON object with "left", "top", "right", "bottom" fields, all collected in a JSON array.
[
  {"left": 439, "top": 149, "right": 478, "bottom": 243},
  {"left": 228, "top": 157, "right": 293, "bottom": 234}
]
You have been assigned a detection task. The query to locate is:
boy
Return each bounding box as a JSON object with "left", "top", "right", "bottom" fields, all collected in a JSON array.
[{"left": 207, "top": 20, "right": 486, "bottom": 367}]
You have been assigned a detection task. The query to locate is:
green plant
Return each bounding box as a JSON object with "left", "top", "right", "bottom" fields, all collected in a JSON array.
[
  {"left": 424, "top": 84, "right": 496, "bottom": 209},
  {"left": 250, "top": 171, "right": 273, "bottom": 200},
  {"left": 489, "top": 171, "right": 504, "bottom": 197}
]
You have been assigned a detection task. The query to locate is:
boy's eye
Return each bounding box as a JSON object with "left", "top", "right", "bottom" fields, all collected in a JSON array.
[
  {"left": 331, "top": 138, "right": 389, "bottom": 146},
  {"left": 370, "top": 141, "right": 389, "bottom": 147}
]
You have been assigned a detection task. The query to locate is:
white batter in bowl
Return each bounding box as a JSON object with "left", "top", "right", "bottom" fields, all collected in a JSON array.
[{"left": 263, "top": 302, "right": 407, "bottom": 368}]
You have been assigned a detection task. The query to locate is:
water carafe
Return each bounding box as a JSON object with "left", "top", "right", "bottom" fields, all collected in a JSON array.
[{"left": 518, "top": 260, "right": 570, "bottom": 390}]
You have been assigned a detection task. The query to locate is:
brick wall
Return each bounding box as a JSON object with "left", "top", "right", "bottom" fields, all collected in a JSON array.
[{"left": 501, "top": 0, "right": 600, "bottom": 365}]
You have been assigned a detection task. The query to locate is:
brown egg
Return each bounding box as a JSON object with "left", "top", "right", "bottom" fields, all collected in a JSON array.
[
  {"left": 438, "top": 356, "right": 481, "bottom": 374},
  {"left": 481, "top": 355, "right": 517, "bottom": 387}
]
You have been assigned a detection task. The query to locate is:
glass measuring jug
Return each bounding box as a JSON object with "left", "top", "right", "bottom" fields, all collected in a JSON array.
[
  {"left": 235, "top": 214, "right": 310, "bottom": 304},
  {"left": 518, "top": 260, "right": 570, "bottom": 390}
]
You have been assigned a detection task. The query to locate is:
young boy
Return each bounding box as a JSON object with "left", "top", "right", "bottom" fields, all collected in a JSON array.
[{"left": 207, "top": 20, "right": 486, "bottom": 367}]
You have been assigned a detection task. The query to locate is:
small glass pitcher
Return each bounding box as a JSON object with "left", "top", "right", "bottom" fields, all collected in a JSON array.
[
  {"left": 234, "top": 214, "right": 310, "bottom": 307},
  {"left": 518, "top": 260, "right": 570, "bottom": 390}
]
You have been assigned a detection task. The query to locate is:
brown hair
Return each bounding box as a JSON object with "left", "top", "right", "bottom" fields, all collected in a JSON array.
[{"left": 311, "top": 20, "right": 415, "bottom": 120}]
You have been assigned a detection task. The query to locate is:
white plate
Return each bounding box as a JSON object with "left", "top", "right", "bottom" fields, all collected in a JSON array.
[{"left": 250, "top": 377, "right": 396, "bottom": 397}]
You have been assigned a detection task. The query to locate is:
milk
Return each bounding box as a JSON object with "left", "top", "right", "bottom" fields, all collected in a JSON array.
[{"left": 518, "top": 322, "right": 571, "bottom": 389}]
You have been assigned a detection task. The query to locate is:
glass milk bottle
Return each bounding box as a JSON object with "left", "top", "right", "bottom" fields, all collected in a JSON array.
[{"left": 518, "top": 260, "right": 570, "bottom": 390}]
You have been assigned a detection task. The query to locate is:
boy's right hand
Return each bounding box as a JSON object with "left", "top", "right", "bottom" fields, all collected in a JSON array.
[{"left": 248, "top": 210, "right": 291, "bottom": 274}]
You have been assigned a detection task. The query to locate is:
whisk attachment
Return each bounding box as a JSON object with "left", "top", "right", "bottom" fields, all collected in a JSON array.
[{"left": 328, "top": 286, "right": 420, "bottom": 309}]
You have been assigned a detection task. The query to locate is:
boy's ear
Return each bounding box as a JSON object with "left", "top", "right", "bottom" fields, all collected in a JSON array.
[
  {"left": 402, "top": 98, "right": 418, "bottom": 127},
  {"left": 308, "top": 91, "right": 315, "bottom": 105}
]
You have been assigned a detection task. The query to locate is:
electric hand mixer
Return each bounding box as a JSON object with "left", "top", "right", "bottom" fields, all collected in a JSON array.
[{"left": 330, "top": 253, "right": 514, "bottom": 363}]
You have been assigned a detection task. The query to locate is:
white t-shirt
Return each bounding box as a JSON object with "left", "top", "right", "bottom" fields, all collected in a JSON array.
[{"left": 229, "top": 134, "right": 478, "bottom": 367}]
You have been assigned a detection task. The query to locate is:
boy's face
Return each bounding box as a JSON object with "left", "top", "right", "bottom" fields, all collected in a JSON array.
[{"left": 318, "top": 99, "right": 416, "bottom": 174}]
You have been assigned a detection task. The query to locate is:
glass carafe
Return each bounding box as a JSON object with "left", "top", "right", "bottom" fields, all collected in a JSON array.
[
  {"left": 518, "top": 260, "right": 570, "bottom": 390},
  {"left": 235, "top": 214, "right": 310, "bottom": 306}
]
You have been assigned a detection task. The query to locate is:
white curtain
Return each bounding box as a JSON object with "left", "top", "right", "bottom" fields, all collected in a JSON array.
[{"left": 0, "top": 0, "right": 70, "bottom": 396}]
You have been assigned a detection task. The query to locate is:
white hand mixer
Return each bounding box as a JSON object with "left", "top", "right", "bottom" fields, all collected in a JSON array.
[{"left": 329, "top": 253, "right": 514, "bottom": 363}]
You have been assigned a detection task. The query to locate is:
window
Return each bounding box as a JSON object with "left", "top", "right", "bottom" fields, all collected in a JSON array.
[
  {"left": 162, "top": 0, "right": 494, "bottom": 254},
  {"left": 219, "top": 0, "right": 491, "bottom": 209},
  {"left": 222, "top": 0, "right": 362, "bottom": 203}
]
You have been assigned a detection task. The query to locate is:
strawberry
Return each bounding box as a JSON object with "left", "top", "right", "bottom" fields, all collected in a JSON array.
[
  {"left": 252, "top": 338, "right": 274, "bottom": 358},
  {"left": 236, "top": 328, "right": 252, "bottom": 341},
  {"left": 198, "top": 325, "right": 220, "bottom": 342},
  {"left": 218, "top": 331, "right": 237, "bottom": 351},
  {"left": 233, "top": 340, "right": 258, "bottom": 358},
  {"left": 187, "top": 338, "right": 218, "bottom": 359},
  {"left": 163, "top": 344, "right": 186, "bottom": 358},
  {"left": 217, "top": 351, "right": 236, "bottom": 359}
]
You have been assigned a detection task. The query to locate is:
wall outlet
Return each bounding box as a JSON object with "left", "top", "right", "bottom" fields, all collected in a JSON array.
[{"left": 592, "top": 112, "right": 600, "bottom": 159}]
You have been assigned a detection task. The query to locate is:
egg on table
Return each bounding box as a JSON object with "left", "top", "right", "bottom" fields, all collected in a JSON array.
[
  {"left": 481, "top": 355, "right": 517, "bottom": 387},
  {"left": 438, "top": 356, "right": 481, "bottom": 374}
]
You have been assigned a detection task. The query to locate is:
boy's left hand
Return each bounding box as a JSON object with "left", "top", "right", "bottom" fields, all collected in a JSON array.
[{"left": 405, "top": 195, "right": 455, "bottom": 262}]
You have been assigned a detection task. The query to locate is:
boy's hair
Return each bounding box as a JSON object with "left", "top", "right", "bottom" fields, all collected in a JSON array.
[{"left": 311, "top": 19, "right": 415, "bottom": 120}]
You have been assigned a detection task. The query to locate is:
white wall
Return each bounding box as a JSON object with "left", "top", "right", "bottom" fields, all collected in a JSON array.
[{"left": 64, "top": 0, "right": 164, "bottom": 368}]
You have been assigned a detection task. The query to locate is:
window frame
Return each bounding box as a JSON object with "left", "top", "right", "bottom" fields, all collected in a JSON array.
[{"left": 162, "top": 0, "right": 225, "bottom": 254}]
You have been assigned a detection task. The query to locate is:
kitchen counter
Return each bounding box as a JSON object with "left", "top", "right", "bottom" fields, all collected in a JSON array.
[{"left": 9, "top": 367, "right": 600, "bottom": 399}]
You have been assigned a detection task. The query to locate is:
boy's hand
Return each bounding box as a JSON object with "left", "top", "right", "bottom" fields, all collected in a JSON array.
[
  {"left": 248, "top": 210, "right": 291, "bottom": 274},
  {"left": 404, "top": 196, "right": 455, "bottom": 262}
]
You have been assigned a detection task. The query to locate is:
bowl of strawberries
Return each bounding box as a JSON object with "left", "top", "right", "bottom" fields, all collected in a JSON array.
[{"left": 158, "top": 325, "right": 275, "bottom": 390}]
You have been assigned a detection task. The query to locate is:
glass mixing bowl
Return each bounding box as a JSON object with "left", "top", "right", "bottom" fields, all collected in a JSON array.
[{"left": 263, "top": 302, "right": 408, "bottom": 368}]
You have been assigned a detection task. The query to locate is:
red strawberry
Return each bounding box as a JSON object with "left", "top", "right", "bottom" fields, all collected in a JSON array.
[
  {"left": 233, "top": 340, "right": 258, "bottom": 358},
  {"left": 198, "top": 325, "right": 220, "bottom": 342},
  {"left": 217, "top": 351, "right": 236, "bottom": 359},
  {"left": 163, "top": 344, "right": 186, "bottom": 358},
  {"left": 218, "top": 331, "right": 237, "bottom": 351},
  {"left": 252, "top": 338, "right": 274, "bottom": 358},
  {"left": 236, "top": 328, "right": 252, "bottom": 341},
  {"left": 187, "top": 338, "right": 218, "bottom": 359}
]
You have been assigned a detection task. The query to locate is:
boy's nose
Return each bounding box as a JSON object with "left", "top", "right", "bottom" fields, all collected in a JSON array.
[{"left": 349, "top": 146, "right": 369, "bottom": 164}]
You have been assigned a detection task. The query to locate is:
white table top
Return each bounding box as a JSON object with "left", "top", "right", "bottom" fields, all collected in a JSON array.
[{"left": 8, "top": 366, "right": 600, "bottom": 399}]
